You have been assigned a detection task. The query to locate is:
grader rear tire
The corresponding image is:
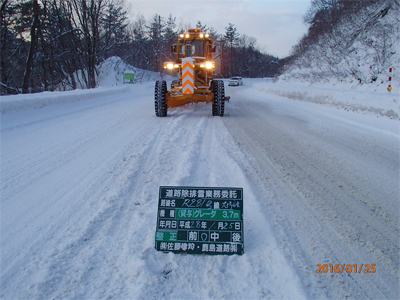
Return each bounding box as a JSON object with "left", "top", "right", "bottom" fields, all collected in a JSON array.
[
  {"left": 155, "top": 80, "right": 167, "bottom": 117},
  {"left": 212, "top": 80, "right": 225, "bottom": 117}
]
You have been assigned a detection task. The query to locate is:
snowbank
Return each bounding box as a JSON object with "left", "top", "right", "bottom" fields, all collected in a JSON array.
[
  {"left": 0, "top": 86, "right": 131, "bottom": 114},
  {"left": 277, "top": 1, "right": 400, "bottom": 119},
  {"left": 252, "top": 79, "right": 400, "bottom": 119},
  {"left": 0, "top": 56, "right": 176, "bottom": 114},
  {"left": 96, "top": 56, "right": 174, "bottom": 87}
]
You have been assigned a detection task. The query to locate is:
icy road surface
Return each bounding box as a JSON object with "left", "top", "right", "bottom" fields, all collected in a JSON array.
[{"left": 1, "top": 80, "right": 399, "bottom": 299}]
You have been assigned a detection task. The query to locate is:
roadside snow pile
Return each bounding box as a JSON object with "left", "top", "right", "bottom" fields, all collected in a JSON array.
[
  {"left": 252, "top": 79, "right": 399, "bottom": 119},
  {"left": 96, "top": 56, "right": 175, "bottom": 87},
  {"left": 0, "top": 86, "right": 131, "bottom": 114},
  {"left": 273, "top": 1, "right": 400, "bottom": 119},
  {"left": 0, "top": 56, "right": 174, "bottom": 114}
]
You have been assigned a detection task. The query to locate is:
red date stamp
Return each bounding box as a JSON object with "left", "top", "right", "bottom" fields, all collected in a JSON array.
[{"left": 317, "top": 264, "right": 376, "bottom": 274}]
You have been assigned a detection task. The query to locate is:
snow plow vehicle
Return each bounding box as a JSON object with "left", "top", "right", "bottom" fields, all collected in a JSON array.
[{"left": 155, "top": 29, "right": 229, "bottom": 117}]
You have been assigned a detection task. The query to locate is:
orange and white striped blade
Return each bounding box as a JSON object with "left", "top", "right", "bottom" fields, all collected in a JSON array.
[{"left": 182, "top": 58, "right": 195, "bottom": 95}]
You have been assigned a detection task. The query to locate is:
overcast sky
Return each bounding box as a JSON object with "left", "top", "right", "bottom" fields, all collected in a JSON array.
[{"left": 127, "top": 0, "right": 311, "bottom": 58}]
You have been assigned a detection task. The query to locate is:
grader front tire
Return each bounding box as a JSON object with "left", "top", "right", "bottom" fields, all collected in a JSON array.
[
  {"left": 212, "top": 80, "right": 225, "bottom": 117},
  {"left": 155, "top": 80, "right": 167, "bottom": 117}
]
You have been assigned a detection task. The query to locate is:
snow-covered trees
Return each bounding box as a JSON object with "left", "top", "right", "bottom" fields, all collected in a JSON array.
[
  {"left": 0, "top": 2, "right": 279, "bottom": 95},
  {"left": 283, "top": 0, "right": 400, "bottom": 84},
  {"left": 1, "top": 0, "right": 129, "bottom": 93}
]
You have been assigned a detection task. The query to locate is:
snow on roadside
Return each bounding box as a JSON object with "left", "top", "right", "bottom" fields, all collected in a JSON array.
[
  {"left": 0, "top": 56, "right": 175, "bottom": 114},
  {"left": 252, "top": 79, "right": 399, "bottom": 119},
  {"left": 0, "top": 85, "right": 131, "bottom": 114},
  {"left": 96, "top": 56, "right": 175, "bottom": 87}
]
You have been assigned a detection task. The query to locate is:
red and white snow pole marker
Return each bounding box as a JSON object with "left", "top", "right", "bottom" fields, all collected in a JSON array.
[{"left": 388, "top": 68, "right": 392, "bottom": 92}]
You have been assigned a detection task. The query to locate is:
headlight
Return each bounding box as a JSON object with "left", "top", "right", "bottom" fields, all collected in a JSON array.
[
  {"left": 205, "top": 33, "right": 209, "bottom": 38},
  {"left": 200, "top": 33, "right": 204, "bottom": 38},
  {"left": 205, "top": 62, "right": 214, "bottom": 69},
  {"left": 164, "top": 62, "right": 174, "bottom": 70},
  {"left": 185, "top": 33, "right": 190, "bottom": 38}
]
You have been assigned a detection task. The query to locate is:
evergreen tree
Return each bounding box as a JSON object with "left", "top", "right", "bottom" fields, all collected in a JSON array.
[
  {"left": 101, "top": 0, "right": 128, "bottom": 59},
  {"left": 208, "top": 26, "right": 219, "bottom": 40},
  {"left": 196, "top": 20, "right": 207, "bottom": 31},
  {"left": 147, "top": 14, "right": 166, "bottom": 71},
  {"left": 224, "top": 23, "right": 240, "bottom": 76},
  {"left": 128, "top": 14, "right": 149, "bottom": 70},
  {"left": 164, "top": 14, "right": 177, "bottom": 60}
]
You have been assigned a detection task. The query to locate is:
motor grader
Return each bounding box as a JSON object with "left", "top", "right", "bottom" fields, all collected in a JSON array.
[{"left": 154, "top": 29, "right": 228, "bottom": 117}]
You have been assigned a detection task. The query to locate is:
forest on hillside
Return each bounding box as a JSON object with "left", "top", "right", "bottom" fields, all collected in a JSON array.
[
  {"left": 282, "top": 0, "right": 399, "bottom": 84},
  {"left": 0, "top": 0, "right": 278, "bottom": 95},
  {"left": 2, "top": 0, "right": 398, "bottom": 95}
]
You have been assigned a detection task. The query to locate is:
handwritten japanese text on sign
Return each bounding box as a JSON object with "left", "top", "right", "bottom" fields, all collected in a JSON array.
[{"left": 155, "top": 186, "right": 244, "bottom": 255}]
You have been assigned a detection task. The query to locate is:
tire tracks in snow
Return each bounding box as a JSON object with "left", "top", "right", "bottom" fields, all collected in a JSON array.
[
  {"left": 126, "top": 105, "right": 307, "bottom": 299},
  {"left": 1, "top": 86, "right": 311, "bottom": 299},
  {"left": 2, "top": 93, "right": 165, "bottom": 299},
  {"left": 1, "top": 95, "right": 138, "bottom": 199},
  {"left": 222, "top": 85, "right": 399, "bottom": 299},
  {"left": 31, "top": 115, "right": 175, "bottom": 299}
]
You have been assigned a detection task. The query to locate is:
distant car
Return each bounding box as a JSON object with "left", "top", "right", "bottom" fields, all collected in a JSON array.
[{"left": 228, "top": 77, "right": 243, "bottom": 86}]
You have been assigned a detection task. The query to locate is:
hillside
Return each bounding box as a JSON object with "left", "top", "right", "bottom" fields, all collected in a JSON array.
[{"left": 280, "top": 0, "right": 400, "bottom": 87}]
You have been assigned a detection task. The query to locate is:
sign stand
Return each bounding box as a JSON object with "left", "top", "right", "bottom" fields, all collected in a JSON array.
[{"left": 155, "top": 186, "right": 244, "bottom": 255}]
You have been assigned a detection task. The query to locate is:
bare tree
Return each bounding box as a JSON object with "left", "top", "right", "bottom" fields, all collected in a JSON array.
[
  {"left": 22, "top": 0, "right": 39, "bottom": 93},
  {"left": 70, "top": 0, "right": 105, "bottom": 88}
]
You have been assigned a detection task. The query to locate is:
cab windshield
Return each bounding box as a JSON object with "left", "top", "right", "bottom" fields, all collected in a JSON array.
[{"left": 183, "top": 39, "right": 206, "bottom": 57}]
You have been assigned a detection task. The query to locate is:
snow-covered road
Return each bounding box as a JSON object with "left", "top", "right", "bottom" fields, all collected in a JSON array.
[
  {"left": 1, "top": 80, "right": 399, "bottom": 299},
  {"left": 224, "top": 83, "right": 399, "bottom": 299}
]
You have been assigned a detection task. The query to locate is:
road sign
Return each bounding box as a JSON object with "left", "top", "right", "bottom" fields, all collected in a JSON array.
[
  {"left": 123, "top": 73, "right": 135, "bottom": 83},
  {"left": 155, "top": 186, "right": 244, "bottom": 255}
]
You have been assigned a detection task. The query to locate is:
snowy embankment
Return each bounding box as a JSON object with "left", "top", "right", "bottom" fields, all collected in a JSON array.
[
  {"left": 280, "top": 1, "right": 400, "bottom": 87},
  {"left": 0, "top": 85, "right": 131, "bottom": 114},
  {"left": 96, "top": 56, "right": 175, "bottom": 88},
  {"left": 2, "top": 77, "right": 398, "bottom": 119},
  {"left": 252, "top": 79, "right": 399, "bottom": 119},
  {"left": 0, "top": 56, "right": 174, "bottom": 114},
  {"left": 274, "top": 1, "right": 399, "bottom": 120}
]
